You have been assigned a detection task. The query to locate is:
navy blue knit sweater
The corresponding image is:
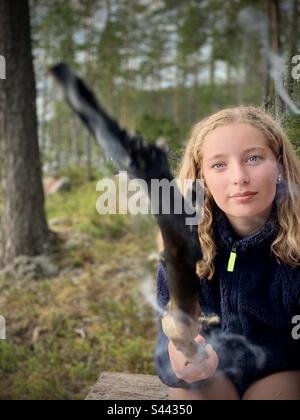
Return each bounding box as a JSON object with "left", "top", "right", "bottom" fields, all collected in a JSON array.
[{"left": 155, "top": 202, "right": 300, "bottom": 390}]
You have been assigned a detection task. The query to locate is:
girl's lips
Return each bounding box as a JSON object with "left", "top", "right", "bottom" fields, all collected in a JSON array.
[
  {"left": 231, "top": 192, "right": 257, "bottom": 198},
  {"left": 231, "top": 193, "right": 258, "bottom": 203}
]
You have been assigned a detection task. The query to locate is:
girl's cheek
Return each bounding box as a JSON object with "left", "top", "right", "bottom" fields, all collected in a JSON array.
[{"left": 208, "top": 181, "right": 224, "bottom": 195}]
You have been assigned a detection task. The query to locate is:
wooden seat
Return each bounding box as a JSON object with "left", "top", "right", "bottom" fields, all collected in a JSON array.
[{"left": 86, "top": 372, "right": 168, "bottom": 400}]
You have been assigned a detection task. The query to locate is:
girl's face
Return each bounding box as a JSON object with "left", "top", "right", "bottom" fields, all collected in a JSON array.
[{"left": 202, "top": 123, "right": 281, "bottom": 222}]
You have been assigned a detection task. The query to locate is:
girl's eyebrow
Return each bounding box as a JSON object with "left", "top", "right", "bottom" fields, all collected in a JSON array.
[{"left": 207, "top": 146, "right": 266, "bottom": 161}]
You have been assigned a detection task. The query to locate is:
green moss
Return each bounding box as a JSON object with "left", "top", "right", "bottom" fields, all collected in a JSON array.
[{"left": 0, "top": 166, "right": 158, "bottom": 400}]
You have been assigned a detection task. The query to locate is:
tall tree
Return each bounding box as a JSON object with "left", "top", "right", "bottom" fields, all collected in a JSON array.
[
  {"left": 0, "top": 0, "right": 49, "bottom": 267},
  {"left": 267, "top": 0, "right": 285, "bottom": 119},
  {"left": 286, "top": 0, "right": 299, "bottom": 99}
]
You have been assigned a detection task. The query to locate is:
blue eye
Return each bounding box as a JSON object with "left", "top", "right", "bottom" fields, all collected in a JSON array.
[
  {"left": 211, "top": 155, "right": 263, "bottom": 169},
  {"left": 211, "top": 162, "right": 225, "bottom": 169},
  {"left": 248, "top": 155, "right": 262, "bottom": 162}
]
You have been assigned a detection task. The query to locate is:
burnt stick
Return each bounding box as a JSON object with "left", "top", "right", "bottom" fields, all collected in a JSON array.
[{"left": 50, "top": 63, "right": 209, "bottom": 362}]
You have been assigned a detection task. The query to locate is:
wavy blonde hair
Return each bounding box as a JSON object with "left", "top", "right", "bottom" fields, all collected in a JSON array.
[{"left": 160, "top": 106, "right": 300, "bottom": 281}]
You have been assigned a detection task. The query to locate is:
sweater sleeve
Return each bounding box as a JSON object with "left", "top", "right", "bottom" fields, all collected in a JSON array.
[{"left": 154, "top": 261, "right": 204, "bottom": 389}]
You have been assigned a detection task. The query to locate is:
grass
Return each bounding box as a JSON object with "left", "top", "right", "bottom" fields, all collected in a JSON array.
[{"left": 0, "top": 167, "right": 160, "bottom": 400}]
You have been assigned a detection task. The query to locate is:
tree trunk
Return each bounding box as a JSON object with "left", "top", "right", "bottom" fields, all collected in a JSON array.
[
  {"left": 267, "top": 0, "right": 285, "bottom": 119},
  {"left": 173, "top": 66, "right": 182, "bottom": 125},
  {"left": 70, "top": 117, "right": 80, "bottom": 166},
  {"left": 286, "top": 0, "right": 299, "bottom": 99},
  {"left": 263, "top": 60, "right": 271, "bottom": 112},
  {"left": 0, "top": 0, "right": 49, "bottom": 267},
  {"left": 85, "top": 134, "right": 93, "bottom": 181}
]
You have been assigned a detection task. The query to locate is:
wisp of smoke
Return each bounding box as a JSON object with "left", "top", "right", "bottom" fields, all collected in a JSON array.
[
  {"left": 238, "top": 7, "right": 300, "bottom": 115},
  {"left": 142, "top": 277, "right": 266, "bottom": 381}
]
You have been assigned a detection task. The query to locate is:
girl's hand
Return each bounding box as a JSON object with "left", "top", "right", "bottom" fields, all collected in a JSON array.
[{"left": 168, "top": 335, "right": 219, "bottom": 384}]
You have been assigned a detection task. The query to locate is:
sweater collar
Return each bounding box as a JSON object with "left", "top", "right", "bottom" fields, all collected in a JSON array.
[{"left": 213, "top": 201, "right": 279, "bottom": 254}]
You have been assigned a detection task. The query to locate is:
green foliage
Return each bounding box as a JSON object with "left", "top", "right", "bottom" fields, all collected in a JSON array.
[
  {"left": 31, "top": 0, "right": 273, "bottom": 173},
  {"left": 136, "top": 113, "right": 188, "bottom": 149},
  {"left": 177, "top": 2, "right": 208, "bottom": 56},
  {"left": 283, "top": 114, "right": 300, "bottom": 150},
  {"left": 136, "top": 113, "right": 190, "bottom": 172}
]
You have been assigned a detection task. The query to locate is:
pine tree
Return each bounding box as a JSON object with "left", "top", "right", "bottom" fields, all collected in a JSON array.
[{"left": 0, "top": 0, "right": 50, "bottom": 267}]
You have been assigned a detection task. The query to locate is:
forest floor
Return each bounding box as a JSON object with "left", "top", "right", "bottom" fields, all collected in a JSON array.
[{"left": 0, "top": 168, "right": 159, "bottom": 400}]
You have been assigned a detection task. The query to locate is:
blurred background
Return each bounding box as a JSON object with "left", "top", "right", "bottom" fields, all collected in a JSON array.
[{"left": 0, "top": 0, "right": 300, "bottom": 399}]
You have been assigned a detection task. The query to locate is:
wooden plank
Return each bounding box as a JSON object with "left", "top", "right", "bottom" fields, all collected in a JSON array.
[{"left": 86, "top": 372, "right": 168, "bottom": 400}]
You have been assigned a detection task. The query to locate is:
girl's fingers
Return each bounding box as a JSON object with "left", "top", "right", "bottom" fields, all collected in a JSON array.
[
  {"left": 204, "top": 344, "right": 219, "bottom": 371},
  {"left": 194, "top": 334, "right": 206, "bottom": 345}
]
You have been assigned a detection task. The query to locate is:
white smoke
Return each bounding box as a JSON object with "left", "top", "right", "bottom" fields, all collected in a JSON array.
[
  {"left": 268, "top": 51, "right": 300, "bottom": 114},
  {"left": 238, "top": 7, "right": 300, "bottom": 115},
  {"left": 140, "top": 276, "right": 165, "bottom": 316}
]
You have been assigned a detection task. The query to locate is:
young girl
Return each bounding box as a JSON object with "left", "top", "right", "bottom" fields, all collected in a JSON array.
[{"left": 155, "top": 106, "right": 300, "bottom": 400}]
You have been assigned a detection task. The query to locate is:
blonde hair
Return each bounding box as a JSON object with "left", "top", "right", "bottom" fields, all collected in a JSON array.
[{"left": 162, "top": 106, "right": 300, "bottom": 281}]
